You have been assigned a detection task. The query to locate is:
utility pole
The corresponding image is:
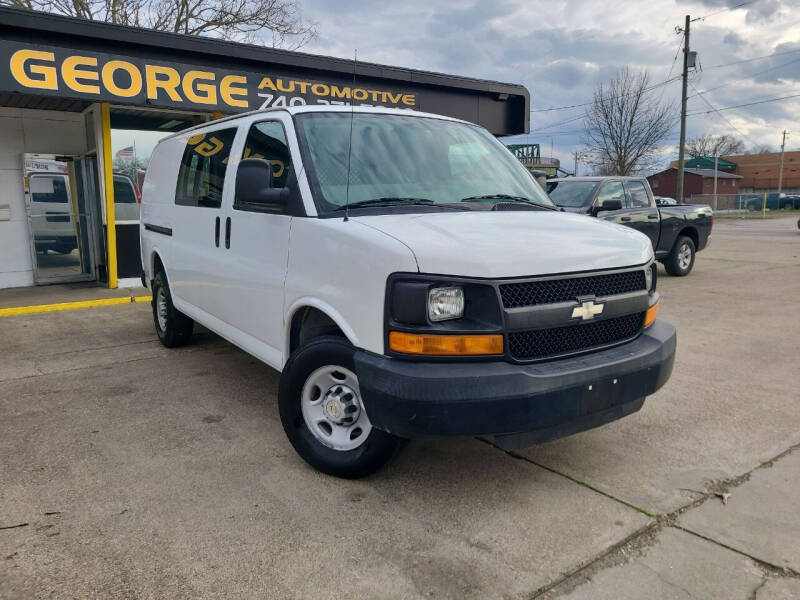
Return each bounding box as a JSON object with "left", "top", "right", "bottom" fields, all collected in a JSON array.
[
  {"left": 777, "top": 129, "right": 788, "bottom": 194},
  {"left": 676, "top": 15, "right": 690, "bottom": 204}
]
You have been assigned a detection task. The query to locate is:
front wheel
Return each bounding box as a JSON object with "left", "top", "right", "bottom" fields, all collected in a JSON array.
[
  {"left": 151, "top": 270, "right": 194, "bottom": 347},
  {"left": 664, "top": 236, "right": 696, "bottom": 276},
  {"left": 279, "top": 336, "right": 403, "bottom": 478}
]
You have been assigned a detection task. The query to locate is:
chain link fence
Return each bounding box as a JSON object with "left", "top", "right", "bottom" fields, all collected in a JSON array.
[{"left": 688, "top": 193, "right": 800, "bottom": 213}]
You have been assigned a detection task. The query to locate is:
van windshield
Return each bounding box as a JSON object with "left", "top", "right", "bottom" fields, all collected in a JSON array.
[{"left": 294, "top": 112, "right": 554, "bottom": 214}]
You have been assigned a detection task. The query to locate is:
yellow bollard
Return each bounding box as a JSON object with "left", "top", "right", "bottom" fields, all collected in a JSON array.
[{"left": 762, "top": 192, "right": 767, "bottom": 218}]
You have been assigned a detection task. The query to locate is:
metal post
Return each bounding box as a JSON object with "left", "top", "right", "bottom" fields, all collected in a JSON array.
[
  {"left": 676, "top": 15, "right": 690, "bottom": 204},
  {"left": 762, "top": 191, "right": 767, "bottom": 219},
  {"left": 713, "top": 154, "right": 718, "bottom": 211},
  {"left": 100, "top": 102, "right": 117, "bottom": 289}
]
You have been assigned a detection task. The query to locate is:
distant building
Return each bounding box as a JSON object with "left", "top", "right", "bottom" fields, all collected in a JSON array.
[
  {"left": 647, "top": 167, "right": 742, "bottom": 199},
  {"left": 669, "top": 152, "right": 800, "bottom": 193},
  {"left": 722, "top": 152, "right": 800, "bottom": 193}
]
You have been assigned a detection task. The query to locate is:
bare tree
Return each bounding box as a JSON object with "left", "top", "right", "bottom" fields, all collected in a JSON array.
[
  {"left": 584, "top": 68, "right": 676, "bottom": 175},
  {"left": 2, "top": 0, "right": 317, "bottom": 48},
  {"left": 686, "top": 133, "right": 745, "bottom": 158}
]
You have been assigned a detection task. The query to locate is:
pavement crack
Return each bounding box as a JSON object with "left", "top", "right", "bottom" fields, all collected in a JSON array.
[
  {"left": 0, "top": 522, "right": 29, "bottom": 530},
  {"left": 528, "top": 521, "right": 662, "bottom": 599},
  {"left": 671, "top": 525, "right": 800, "bottom": 580},
  {"left": 476, "top": 439, "right": 656, "bottom": 518}
]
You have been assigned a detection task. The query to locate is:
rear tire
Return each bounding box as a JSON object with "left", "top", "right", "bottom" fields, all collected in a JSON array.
[
  {"left": 151, "top": 270, "right": 193, "bottom": 347},
  {"left": 664, "top": 235, "right": 695, "bottom": 276},
  {"left": 279, "top": 336, "right": 403, "bottom": 478}
]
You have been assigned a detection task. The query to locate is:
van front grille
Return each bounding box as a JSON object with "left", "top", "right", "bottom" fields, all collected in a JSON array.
[
  {"left": 500, "top": 270, "right": 646, "bottom": 309},
  {"left": 507, "top": 312, "right": 645, "bottom": 361}
]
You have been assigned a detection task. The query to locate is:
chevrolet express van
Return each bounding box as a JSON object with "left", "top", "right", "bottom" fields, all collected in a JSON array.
[{"left": 140, "top": 106, "right": 676, "bottom": 478}]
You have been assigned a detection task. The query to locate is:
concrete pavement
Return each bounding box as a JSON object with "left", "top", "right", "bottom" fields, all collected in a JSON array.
[{"left": 1, "top": 216, "right": 798, "bottom": 598}]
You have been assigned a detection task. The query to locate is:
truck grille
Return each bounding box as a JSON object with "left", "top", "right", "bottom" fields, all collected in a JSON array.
[
  {"left": 500, "top": 270, "right": 646, "bottom": 309},
  {"left": 508, "top": 312, "right": 645, "bottom": 361}
]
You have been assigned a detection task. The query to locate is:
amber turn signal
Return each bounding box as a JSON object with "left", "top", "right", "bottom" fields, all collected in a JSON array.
[
  {"left": 389, "top": 331, "right": 503, "bottom": 356},
  {"left": 644, "top": 301, "right": 659, "bottom": 328}
]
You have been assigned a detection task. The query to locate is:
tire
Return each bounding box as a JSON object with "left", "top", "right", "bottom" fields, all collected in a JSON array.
[
  {"left": 151, "top": 270, "right": 193, "bottom": 347},
  {"left": 782, "top": 202, "right": 792, "bottom": 210},
  {"left": 664, "top": 235, "right": 696, "bottom": 276},
  {"left": 279, "top": 335, "right": 403, "bottom": 478}
]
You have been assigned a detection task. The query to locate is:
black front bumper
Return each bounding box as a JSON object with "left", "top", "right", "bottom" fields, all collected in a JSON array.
[{"left": 354, "top": 321, "right": 676, "bottom": 450}]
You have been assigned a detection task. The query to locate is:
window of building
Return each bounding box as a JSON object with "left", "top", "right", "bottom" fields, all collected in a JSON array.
[{"left": 175, "top": 128, "right": 237, "bottom": 208}]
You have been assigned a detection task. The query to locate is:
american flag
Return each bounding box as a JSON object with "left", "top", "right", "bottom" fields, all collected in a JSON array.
[{"left": 116, "top": 146, "right": 134, "bottom": 158}]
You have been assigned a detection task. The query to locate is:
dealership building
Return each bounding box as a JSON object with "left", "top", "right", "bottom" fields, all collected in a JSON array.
[{"left": 0, "top": 7, "right": 529, "bottom": 289}]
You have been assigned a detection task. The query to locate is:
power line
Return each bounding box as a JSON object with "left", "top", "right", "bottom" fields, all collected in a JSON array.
[
  {"left": 687, "top": 92, "right": 800, "bottom": 115},
  {"left": 705, "top": 47, "right": 800, "bottom": 71},
  {"left": 666, "top": 34, "right": 684, "bottom": 81},
  {"left": 689, "top": 55, "right": 800, "bottom": 99},
  {"left": 688, "top": 80, "right": 757, "bottom": 146},
  {"left": 690, "top": 0, "right": 754, "bottom": 22},
  {"left": 529, "top": 74, "right": 681, "bottom": 113}
]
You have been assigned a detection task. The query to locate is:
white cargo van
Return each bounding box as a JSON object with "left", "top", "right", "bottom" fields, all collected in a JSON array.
[{"left": 140, "top": 106, "right": 675, "bottom": 478}]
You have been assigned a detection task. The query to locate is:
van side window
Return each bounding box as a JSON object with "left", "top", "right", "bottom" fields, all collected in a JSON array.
[
  {"left": 626, "top": 181, "right": 652, "bottom": 208},
  {"left": 175, "top": 128, "right": 237, "bottom": 208},
  {"left": 236, "top": 121, "right": 292, "bottom": 213}
]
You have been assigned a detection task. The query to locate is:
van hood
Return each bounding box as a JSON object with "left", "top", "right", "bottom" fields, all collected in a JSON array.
[{"left": 352, "top": 210, "right": 652, "bottom": 278}]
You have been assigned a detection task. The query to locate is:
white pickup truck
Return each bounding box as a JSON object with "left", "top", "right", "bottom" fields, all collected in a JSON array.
[{"left": 140, "top": 106, "right": 676, "bottom": 478}]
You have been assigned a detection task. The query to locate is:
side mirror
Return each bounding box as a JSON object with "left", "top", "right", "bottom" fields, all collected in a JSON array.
[
  {"left": 592, "top": 198, "right": 623, "bottom": 215},
  {"left": 235, "top": 158, "right": 289, "bottom": 209}
]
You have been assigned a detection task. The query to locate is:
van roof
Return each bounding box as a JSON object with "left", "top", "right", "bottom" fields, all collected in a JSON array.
[{"left": 160, "top": 105, "right": 471, "bottom": 141}]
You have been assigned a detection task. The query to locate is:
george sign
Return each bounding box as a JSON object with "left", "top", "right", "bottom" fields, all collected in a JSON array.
[{"left": 0, "top": 40, "right": 418, "bottom": 113}]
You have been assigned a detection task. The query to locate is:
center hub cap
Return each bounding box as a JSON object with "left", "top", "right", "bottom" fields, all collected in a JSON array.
[{"left": 322, "top": 384, "right": 359, "bottom": 425}]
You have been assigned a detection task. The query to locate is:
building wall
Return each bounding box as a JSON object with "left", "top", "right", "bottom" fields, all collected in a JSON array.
[
  {"left": 722, "top": 151, "right": 800, "bottom": 192},
  {"left": 701, "top": 176, "right": 738, "bottom": 194},
  {"left": 648, "top": 170, "right": 704, "bottom": 199},
  {"left": 0, "top": 107, "right": 87, "bottom": 288}
]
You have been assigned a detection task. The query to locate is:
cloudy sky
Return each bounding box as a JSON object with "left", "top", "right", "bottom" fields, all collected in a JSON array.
[{"left": 300, "top": 0, "right": 800, "bottom": 173}]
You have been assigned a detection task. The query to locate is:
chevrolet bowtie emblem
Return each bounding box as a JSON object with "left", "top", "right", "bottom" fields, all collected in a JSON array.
[{"left": 572, "top": 299, "right": 604, "bottom": 321}]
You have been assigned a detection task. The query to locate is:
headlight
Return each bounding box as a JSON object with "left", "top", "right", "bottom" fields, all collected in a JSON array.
[
  {"left": 428, "top": 286, "right": 464, "bottom": 322},
  {"left": 644, "top": 264, "right": 656, "bottom": 292}
]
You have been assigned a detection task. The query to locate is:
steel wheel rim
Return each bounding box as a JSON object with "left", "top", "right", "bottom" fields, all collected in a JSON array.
[
  {"left": 156, "top": 287, "right": 168, "bottom": 331},
  {"left": 678, "top": 244, "right": 691, "bottom": 270},
  {"left": 301, "top": 365, "right": 372, "bottom": 451}
]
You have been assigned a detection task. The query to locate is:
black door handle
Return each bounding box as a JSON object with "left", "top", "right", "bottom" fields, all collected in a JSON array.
[
  {"left": 214, "top": 216, "right": 220, "bottom": 247},
  {"left": 620, "top": 216, "right": 632, "bottom": 222},
  {"left": 225, "top": 217, "right": 231, "bottom": 249},
  {"left": 647, "top": 214, "right": 659, "bottom": 220}
]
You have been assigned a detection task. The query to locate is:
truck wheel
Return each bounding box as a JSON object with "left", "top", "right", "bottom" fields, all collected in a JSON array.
[
  {"left": 665, "top": 236, "right": 695, "bottom": 276},
  {"left": 279, "top": 336, "right": 403, "bottom": 478},
  {"left": 151, "top": 270, "right": 193, "bottom": 347},
  {"left": 782, "top": 201, "right": 792, "bottom": 210}
]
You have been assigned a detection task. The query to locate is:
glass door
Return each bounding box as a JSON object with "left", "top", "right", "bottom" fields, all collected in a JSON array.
[{"left": 23, "top": 153, "right": 99, "bottom": 284}]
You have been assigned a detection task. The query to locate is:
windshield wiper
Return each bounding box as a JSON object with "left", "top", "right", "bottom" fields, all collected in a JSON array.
[
  {"left": 334, "top": 197, "right": 435, "bottom": 211},
  {"left": 459, "top": 194, "right": 557, "bottom": 210}
]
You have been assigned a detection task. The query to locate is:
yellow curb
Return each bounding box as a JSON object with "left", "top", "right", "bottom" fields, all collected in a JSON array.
[{"left": 0, "top": 296, "right": 152, "bottom": 317}]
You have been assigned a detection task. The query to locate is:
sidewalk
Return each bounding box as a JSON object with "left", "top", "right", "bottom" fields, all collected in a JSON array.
[{"left": 0, "top": 282, "right": 150, "bottom": 314}]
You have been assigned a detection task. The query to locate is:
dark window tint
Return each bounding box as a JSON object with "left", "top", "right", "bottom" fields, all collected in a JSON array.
[
  {"left": 30, "top": 174, "right": 69, "bottom": 203},
  {"left": 114, "top": 176, "right": 137, "bottom": 203},
  {"left": 596, "top": 181, "right": 625, "bottom": 206},
  {"left": 175, "top": 128, "right": 237, "bottom": 208},
  {"left": 546, "top": 180, "right": 599, "bottom": 207},
  {"left": 241, "top": 121, "right": 292, "bottom": 188},
  {"left": 626, "top": 181, "right": 651, "bottom": 208}
]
